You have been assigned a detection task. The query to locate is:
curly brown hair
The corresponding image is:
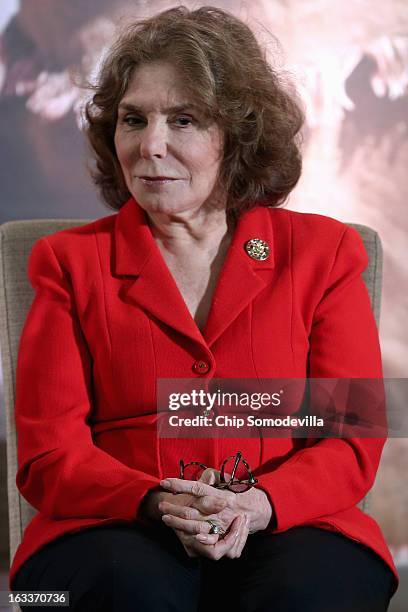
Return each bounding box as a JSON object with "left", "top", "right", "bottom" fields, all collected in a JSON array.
[{"left": 81, "top": 5, "right": 305, "bottom": 217}]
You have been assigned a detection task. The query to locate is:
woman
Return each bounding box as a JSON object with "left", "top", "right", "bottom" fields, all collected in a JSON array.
[{"left": 10, "top": 5, "right": 398, "bottom": 611}]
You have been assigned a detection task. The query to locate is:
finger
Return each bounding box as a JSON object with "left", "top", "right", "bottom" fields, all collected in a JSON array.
[
  {"left": 195, "top": 532, "right": 220, "bottom": 545},
  {"left": 186, "top": 520, "right": 239, "bottom": 561},
  {"left": 161, "top": 514, "right": 213, "bottom": 535},
  {"left": 175, "top": 528, "right": 220, "bottom": 555},
  {"left": 160, "top": 478, "right": 216, "bottom": 497},
  {"left": 199, "top": 468, "right": 218, "bottom": 485},
  {"left": 174, "top": 529, "right": 200, "bottom": 558},
  {"left": 160, "top": 478, "right": 235, "bottom": 501},
  {"left": 159, "top": 501, "right": 201, "bottom": 520},
  {"left": 235, "top": 526, "right": 250, "bottom": 558},
  {"left": 192, "top": 495, "right": 227, "bottom": 514},
  {"left": 226, "top": 514, "right": 249, "bottom": 559},
  {"left": 159, "top": 500, "right": 231, "bottom": 535},
  {"left": 182, "top": 543, "right": 199, "bottom": 558},
  {"left": 199, "top": 515, "right": 242, "bottom": 561},
  {"left": 223, "top": 515, "right": 245, "bottom": 559},
  {"left": 160, "top": 497, "right": 227, "bottom": 517}
]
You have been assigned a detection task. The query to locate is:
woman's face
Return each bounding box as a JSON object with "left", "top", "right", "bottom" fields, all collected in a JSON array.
[{"left": 114, "top": 61, "right": 225, "bottom": 217}]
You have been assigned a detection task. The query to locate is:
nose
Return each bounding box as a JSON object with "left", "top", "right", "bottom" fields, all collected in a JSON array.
[{"left": 139, "top": 121, "right": 168, "bottom": 159}]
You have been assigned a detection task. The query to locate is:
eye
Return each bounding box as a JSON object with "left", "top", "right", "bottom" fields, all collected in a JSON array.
[
  {"left": 119, "top": 114, "right": 195, "bottom": 128},
  {"left": 174, "top": 115, "right": 194, "bottom": 127},
  {"left": 121, "top": 115, "right": 144, "bottom": 127}
]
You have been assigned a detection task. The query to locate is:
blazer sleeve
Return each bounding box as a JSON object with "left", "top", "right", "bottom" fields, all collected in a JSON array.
[
  {"left": 15, "top": 237, "right": 160, "bottom": 520},
  {"left": 256, "top": 225, "right": 386, "bottom": 532}
]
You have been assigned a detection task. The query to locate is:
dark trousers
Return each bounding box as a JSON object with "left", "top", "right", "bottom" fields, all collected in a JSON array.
[{"left": 12, "top": 522, "right": 397, "bottom": 611}]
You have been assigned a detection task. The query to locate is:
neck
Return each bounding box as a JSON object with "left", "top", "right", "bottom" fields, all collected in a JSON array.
[{"left": 146, "top": 205, "right": 236, "bottom": 256}]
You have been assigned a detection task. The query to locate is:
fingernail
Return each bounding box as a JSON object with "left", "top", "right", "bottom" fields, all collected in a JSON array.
[
  {"left": 160, "top": 479, "right": 171, "bottom": 487},
  {"left": 162, "top": 514, "right": 170, "bottom": 521},
  {"left": 196, "top": 534, "right": 208, "bottom": 542}
]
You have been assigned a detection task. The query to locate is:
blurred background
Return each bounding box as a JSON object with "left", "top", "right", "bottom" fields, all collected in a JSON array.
[{"left": 0, "top": 0, "right": 407, "bottom": 609}]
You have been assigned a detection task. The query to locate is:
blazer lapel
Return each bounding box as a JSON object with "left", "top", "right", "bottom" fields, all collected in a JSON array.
[
  {"left": 114, "top": 197, "right": 275, "bottom": 349},
  {"left": 203, "top": 206, "right": 275, "bottom": 347},
  {"left": 114, "top": 197, "right": 205, "bottom": 346}
]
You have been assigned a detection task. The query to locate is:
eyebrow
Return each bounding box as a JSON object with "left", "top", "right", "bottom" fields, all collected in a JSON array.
[{"left": 117, "top": 102, "right": 199, "bottom": 114}]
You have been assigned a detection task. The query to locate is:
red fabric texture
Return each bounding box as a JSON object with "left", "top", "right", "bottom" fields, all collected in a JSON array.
[{"left": 9, "top": 197, "right": 398, "bottom": 591}]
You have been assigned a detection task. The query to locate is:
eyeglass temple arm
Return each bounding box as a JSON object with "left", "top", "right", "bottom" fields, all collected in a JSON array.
[{"left": 229, "top": 450, "right": 242, "bottom": 482}]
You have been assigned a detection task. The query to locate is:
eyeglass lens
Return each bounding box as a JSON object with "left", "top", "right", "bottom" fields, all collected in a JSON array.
[
  {"left": 182, "top": 462, "right": 207, "bottom": 482},
  {"left": 221, "top": 456, "right": 252, "bottom": 493}
]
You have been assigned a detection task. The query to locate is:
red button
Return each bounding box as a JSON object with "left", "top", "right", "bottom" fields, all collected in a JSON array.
[{"left": 193, "top": 360, "right": 210, "bottom": 374}]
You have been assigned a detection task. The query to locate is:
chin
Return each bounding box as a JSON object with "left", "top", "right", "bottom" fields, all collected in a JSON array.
[{"left": 134, "top": 196, "right": 188, "bottom": 216}]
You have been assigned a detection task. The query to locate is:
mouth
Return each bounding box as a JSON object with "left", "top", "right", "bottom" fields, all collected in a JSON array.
[
  {"left": 137, "top": 176, "right": 179, "bottom": 186},
  {"left": 139, "top": 176, "right": 178, "bottom": 180},
  {"left": 140, "top": 174, "right": 176, "bottom": 181}
]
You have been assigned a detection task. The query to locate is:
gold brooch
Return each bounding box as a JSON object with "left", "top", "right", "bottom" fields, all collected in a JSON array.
[{"left": 244, "top": 238, "right": 270, "bottom": 261}]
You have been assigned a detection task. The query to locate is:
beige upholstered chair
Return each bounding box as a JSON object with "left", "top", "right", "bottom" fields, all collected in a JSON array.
[{"left": 0, "top": 218, "right": 383, "bottom": 582}]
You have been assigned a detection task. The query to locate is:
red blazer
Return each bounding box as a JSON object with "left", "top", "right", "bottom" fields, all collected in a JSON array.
[{"left": 10, "top": 197, "right": 398, "bottom": 591}]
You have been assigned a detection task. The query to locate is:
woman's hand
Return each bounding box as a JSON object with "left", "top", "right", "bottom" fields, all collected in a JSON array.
[
  {"left": 161, "top": 469, "right": 251, "bottom": 559},
  {"left": 173, "top": 513, "right": 250, "bottom": 560},
  {"left": 139, "top": 488, "right": 198, "bottom": 523},
  {"left": 159, "top": 474, "right": 273, "bottom": 536},
  {"left": 139, "top": 469, "right": 225, "bottom": 524},
  {"left": 167, "top": 468, "right": 252, "bottom": 561},
  {"left": 142, "top": 469, "right": 251, "bottom": 559}
]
